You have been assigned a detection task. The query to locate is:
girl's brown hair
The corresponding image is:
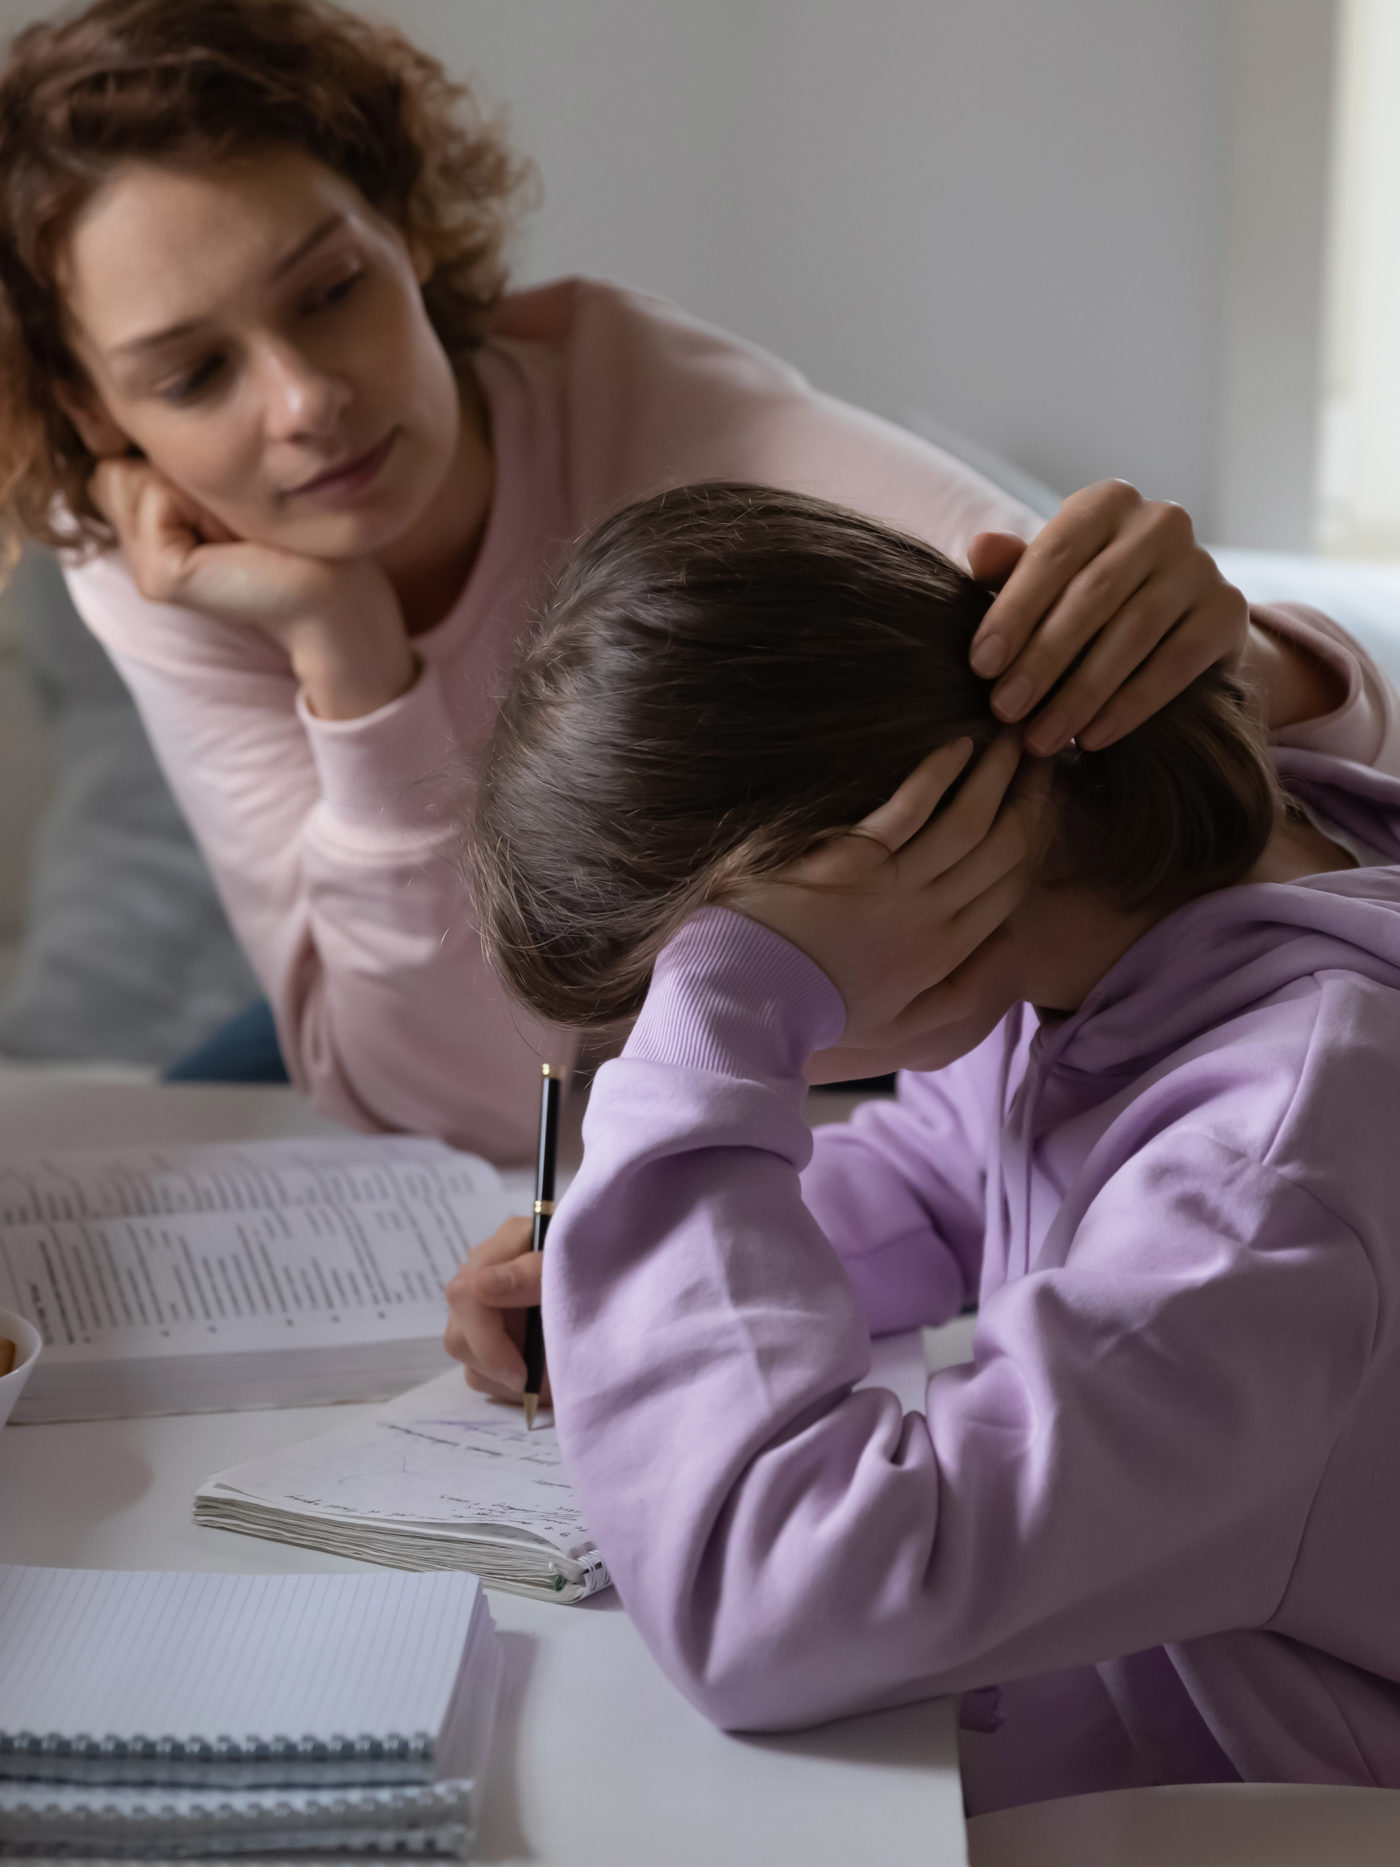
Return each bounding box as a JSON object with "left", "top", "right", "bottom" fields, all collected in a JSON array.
[
  {"left": 0, "top": 0, "right": 535, "bottom": 561},
  {"left": 471, "top": 482, "right": 1280, "bottom": 1030}
]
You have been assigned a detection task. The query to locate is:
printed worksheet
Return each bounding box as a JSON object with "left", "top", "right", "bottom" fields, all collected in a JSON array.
[{"left": 0, "top": 1140, "right": 506, "bottom": 1360}]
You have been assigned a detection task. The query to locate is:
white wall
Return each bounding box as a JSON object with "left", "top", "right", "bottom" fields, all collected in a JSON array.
[
  {"left": 1315, "top": 0, "right": 1400, "bottom": 557},
  {"left": 0, "top": 0, "right": 1340, "bottom": 542},
  {"left": 397, "top": 0, "right": 1236, "bottom": 524},
  {"left": 1219, "top": 0, "right": 1338, "bottom": 550}
]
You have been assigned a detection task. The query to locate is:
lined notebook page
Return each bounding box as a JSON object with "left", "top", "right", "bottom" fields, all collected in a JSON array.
[{"left": 0, "top": 1568, "right": 481, "bottom": 1747}]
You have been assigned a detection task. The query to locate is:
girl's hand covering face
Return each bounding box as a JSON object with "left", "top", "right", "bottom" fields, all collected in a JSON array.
[
  {"left": 726, "top": 734, "right": 1050, "bottom": 1076},
  {"left": 967, "top": 480, "right": 1249, "bottom": 757},
  {"left": 90, "top": 456, "right": 417, "bottom": 719}
]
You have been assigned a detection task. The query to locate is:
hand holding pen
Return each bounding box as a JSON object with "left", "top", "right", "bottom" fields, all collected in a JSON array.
[{"left": 443, "top": 1065, "right": 561, "bottom": 1411}]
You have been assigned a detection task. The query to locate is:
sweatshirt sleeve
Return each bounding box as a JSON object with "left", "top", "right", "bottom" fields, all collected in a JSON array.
[
  {"left": 800, "top": 1050, "right": 1006, "bottom": 1336},
  {"left": 1256, "top": 601, "right": 1400, "bottom": 777},
  {"left": 555, "top": 280, "right": 1043, "bottom": 565},
  {"left": 547, "top": 907, "right": 1377, "bottom": 1732},
  {"left": 63, "top": 551, "right": 568, "bottom": 1160}
]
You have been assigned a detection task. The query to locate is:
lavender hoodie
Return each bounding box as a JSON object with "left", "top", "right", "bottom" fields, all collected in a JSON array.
[{"left": 546, "top": 748, "right": 1400, "bottom": 1814}]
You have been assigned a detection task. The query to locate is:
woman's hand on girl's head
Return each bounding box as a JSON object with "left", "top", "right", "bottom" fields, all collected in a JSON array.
[
  {"left": 89, "top": 456, "right": 418, "bottom": 720},
  {"left": 443, "top": 1214, "right": 549, "bottom": 1406},
  {"left": 726, "top": 734, "right": 1048, "bottom": 1071},
  {"left": 967, "top": 480, "right": 1249, "bottom": 757}
]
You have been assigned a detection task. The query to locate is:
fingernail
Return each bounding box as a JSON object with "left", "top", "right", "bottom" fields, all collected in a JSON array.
[
  {"left": 993, "top": 674, "right": 1034, "bottom": 720},
  {"left": 971, "top": 634, "right": 1007, "bottom": 677},
  {"left": 497, "top": 1364, "right": 526, "bottom": 1392},
  {"left": 478, "top": 1267, "right": 513, "bottom": 1297},
  {"left": 1026, "top": 710, "right": 1067, "bottom": 756},
  {"left": 1077, "top": 723, "right": 1108, "bottom": 750}
]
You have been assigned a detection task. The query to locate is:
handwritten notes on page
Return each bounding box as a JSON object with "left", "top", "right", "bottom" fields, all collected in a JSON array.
[{"left": 197, "top": 1369, "right": 610, "bottom": 1603}]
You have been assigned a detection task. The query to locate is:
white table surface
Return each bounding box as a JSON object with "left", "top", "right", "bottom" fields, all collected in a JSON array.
[{"left": 0, "top": 1077, "right": 969, "bottom": 1867}]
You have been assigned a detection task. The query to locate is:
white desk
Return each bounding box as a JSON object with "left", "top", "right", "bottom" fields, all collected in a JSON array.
[{"left": 0, "top": 1077, "right": 968, "bottom": 1867}]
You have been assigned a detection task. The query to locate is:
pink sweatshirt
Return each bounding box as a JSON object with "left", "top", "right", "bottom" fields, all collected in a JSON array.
[
  {"left": 546, "top": 742, "right": 1400, "bottom": 1814},
  {"left": 62, "top": 279, "right": 1399, "bottom": 1158}
]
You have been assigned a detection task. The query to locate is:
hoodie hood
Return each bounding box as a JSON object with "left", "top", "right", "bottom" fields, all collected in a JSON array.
[{"left": 1031, "top": 749, "right": 1400, "bottom": 1088}]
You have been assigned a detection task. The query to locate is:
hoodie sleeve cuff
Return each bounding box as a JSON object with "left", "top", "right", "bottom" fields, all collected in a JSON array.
[
  {"left": 626, "top": 906, "right": 847, "bottom": 1081},
  {"left": 296, "top": 660, "right": 459, "bottom": 836}
]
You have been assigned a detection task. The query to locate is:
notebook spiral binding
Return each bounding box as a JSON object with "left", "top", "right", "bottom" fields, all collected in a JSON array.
[
  {"left": 0, "top": 1827, "right": 467, "bottom": 1858},
  {"left": 0, "top": 1730, "right": 437, "bottom": 1788},
  {"left": 0, "top": 1778, "right": 475, "bottom": 1856}
]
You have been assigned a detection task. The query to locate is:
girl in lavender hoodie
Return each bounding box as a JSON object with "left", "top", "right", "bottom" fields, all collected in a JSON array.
[{"left": 456, "top": 482, "right": 1400, "bottom": 1812}]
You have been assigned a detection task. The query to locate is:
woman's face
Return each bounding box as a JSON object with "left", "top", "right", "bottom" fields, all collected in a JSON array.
[{"left": 58, "top": 146, "right": 463, "bottom": 559}]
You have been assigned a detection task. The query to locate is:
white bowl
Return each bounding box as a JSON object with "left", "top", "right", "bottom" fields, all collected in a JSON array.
[{"left": 0, "top": 1307, "right": 41, "bottom": 1431}]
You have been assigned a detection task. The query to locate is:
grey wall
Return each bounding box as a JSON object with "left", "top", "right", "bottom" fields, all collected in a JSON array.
[{"left": 0, "top": 0, "right": 1340, "bottom": 543}]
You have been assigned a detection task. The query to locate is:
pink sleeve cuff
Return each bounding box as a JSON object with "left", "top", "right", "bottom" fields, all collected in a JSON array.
[
  {"left": 1256, "top": 601, "right": 1400, "bottom": 771},
  {"left": 296, "top": 660, "right": 460, "bottom": 834}
]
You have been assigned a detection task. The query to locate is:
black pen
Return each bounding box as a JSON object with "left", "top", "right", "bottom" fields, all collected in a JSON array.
[{"left": 522, "top": 1063, "right": 561, "bottom": 1429}]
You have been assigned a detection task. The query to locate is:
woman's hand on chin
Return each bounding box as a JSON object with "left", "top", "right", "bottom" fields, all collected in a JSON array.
[
  {"left": 725, "top": 733, "right": 1046, "bottom": 1066},
  {"left": 90, "top": 456, "right": 418, "bottom": 720}
]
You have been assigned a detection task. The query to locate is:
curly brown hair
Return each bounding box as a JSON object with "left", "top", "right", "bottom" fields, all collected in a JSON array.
[{"left": 0, "top": 0, "right": 536, "bottom": 563}]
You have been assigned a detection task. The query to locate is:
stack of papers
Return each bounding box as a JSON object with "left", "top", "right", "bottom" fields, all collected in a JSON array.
[{"left": 197, "top": 1369, "right": 611, "bottom": 1602}]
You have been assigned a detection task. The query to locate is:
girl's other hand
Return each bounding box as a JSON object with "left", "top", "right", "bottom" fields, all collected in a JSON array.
[
  {"left": 967, "top": 480, "right": 1249, "bottom": 757},
  {"left": 89, "top": 456, "right": 417, "bottom": 719},
  {"left": 727, "top": 734, "right": 1048, "bottom": 1071},
  {"left": 443, "top": 1215, "right": 549, "bottom": 1406}
]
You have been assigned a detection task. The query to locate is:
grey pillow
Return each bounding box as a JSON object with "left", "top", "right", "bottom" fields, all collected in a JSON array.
[{"left": 0, "top": 549, "right": 258, "bottom": 1067}]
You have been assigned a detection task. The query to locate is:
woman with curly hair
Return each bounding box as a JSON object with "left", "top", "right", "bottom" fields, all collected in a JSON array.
[{"left": 0, "top": 0, "right": 1392, "bottom": 1163}]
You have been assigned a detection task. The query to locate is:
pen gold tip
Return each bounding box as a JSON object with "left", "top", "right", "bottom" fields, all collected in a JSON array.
[{"left": 523, "top": 1393, "right": 539, "bottom": 1429}]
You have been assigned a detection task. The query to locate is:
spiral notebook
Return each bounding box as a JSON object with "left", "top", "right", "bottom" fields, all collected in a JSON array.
[{"left": 0, "top": 1566, "right": 502, "bottom": 1858}]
